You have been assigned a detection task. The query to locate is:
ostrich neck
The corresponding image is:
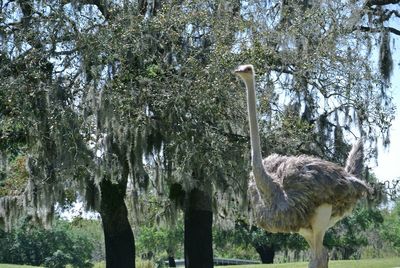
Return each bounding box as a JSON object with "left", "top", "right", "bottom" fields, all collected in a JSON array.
[
  {"left": 245, "top": 76, "right": 272, "bottom": 196},
  {"left": 245, "top": 77, "right": 263, "bottom": 167}
]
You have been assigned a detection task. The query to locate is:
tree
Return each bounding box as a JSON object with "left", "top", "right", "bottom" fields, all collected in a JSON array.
[
  {"left": 1, "top": 1, "right": 398, "bottom": 267},
  {"left": 0, "top": 1, "right": 248, "bottom": 267}
]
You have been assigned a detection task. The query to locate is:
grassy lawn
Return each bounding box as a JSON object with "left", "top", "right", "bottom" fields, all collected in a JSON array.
[
  {"left": 0, "top": 265, "right": 41, "bottom": 268},
  {"left": 219, "top": 258, "right": 400, "bottom": 268},
  {"left": 1, "top": 258, "right": 399, "bottom": 268}
]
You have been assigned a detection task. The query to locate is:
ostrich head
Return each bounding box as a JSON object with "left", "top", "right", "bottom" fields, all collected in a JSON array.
[{"left": 234, "top": 64, "right": 255, "bottom": 82}]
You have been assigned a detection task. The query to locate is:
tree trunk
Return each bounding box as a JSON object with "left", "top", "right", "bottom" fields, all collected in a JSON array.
[
  {"left": 168, "top": 256, "right": 176, "bottom": 267},
  {"left": 294, "top": 250, "right": 300, "bottom": 262},
  {"left": 342, "top": 247, "right": 355, "bottom": 260},
  {"left": 184, "top": 188, "right": 213, "bottom": 268},
  {"left": 255, "top": 245, "right": 275, "bottom": 264},
  {"left": 167, "top": 247, "right": 176, "bottom": 267},
  {"left": 100, "top": 179, "right": 135, "bottom": 268}
]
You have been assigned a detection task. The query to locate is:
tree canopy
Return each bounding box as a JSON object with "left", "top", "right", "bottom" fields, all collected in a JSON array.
[{"left": 0, "top": 0, "right": 399, "bottom": 267}]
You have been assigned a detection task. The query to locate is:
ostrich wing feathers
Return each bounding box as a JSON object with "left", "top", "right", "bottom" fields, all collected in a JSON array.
[{"left": 249, "top": 154, "right": 370, "bottom": 233}]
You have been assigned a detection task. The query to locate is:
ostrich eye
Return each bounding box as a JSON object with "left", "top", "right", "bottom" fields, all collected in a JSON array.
[{"left": 244, "top": 67, "right": 252, "bottom": 72}]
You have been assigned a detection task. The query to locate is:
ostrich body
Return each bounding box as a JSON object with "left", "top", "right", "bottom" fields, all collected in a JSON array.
[{"left": 235, "top": 64, "right": 370, "bottom": 268}]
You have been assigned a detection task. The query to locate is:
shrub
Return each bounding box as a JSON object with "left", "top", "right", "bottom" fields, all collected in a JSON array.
[{"left": 0, "top": 219, "right": 94, "bottom": 267}]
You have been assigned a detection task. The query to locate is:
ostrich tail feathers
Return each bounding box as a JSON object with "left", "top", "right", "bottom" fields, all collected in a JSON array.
[{"left": 345, "top": 140, "right": 364, "bottom": 177}]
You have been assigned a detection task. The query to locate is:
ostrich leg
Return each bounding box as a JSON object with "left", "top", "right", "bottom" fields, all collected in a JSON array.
[
  {"left": 309, "top": 232, "right": 329, "bottom": 268},
  {"left": 312, "top": 204, "right": 331, "bottom": 268},
  {"left": 302, "top": 204, "right": 331, "bottom": 268},
  {"left": 301, "top": 233, "right": 326, "bottom": 268}
]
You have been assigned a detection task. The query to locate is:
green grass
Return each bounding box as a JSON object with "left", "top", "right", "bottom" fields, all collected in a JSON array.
[
  {"left": 2, "top": 258, "right": 399, "bottom": 268},
  {"left": 0, "top": 265, "right": 41, "bottom": 268},
  {"left": 219, "top": 258, "right": 400, "bottom": 268}
]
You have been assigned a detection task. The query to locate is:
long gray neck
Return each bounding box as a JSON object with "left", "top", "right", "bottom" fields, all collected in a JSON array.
[
  {"left": 245, "top": 77, "right": 263, "bottom": 168},
  {"left": 244, "top": 76, "right": 271, "bottom": 194}
]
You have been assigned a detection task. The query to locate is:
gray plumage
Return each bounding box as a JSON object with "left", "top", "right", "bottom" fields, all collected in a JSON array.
[
  {"left": 248, "top": 153, "right": 369, "bottom": 233},
  {"left": 235, "top": 64, "right": 370, "bottom": 268}
]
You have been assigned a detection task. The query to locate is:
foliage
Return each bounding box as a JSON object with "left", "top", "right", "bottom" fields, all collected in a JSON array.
[
  {"left": 136, "top": 221, "right": 184, "bottom": 263},
  {"left": 68, "top": 218, "right": 105, "bottom": 263},
  {"left": 92, "top": 260, "right": 155, "bottom": 268},
  {"left": 214, "top": 225, "right": 259, "bottom": 260},
  {"left": 214, "top": 220, "right": 307, "bottom": 262},
  {"left": 0, "top": 155, "right": 29, "bottom": 196},
  {"left": 380, "top": 201, "right": 400, "bottom": 253},
  {"left": 44, "top": 250, "right": 73, "bottom": 268},
  {"left": 136, "top": 260, "right": 155, "bottom": 268},
  {"left": 0, "top": 265, "right": 42, "bottom": 268},
  {"left": 325, "top": 207, "right": 384, "bottom": 260},
  {"left": 323, "top": 171, "right": 388, "bottom": 260},
  {"left": 0, "top": 219, "right": 94, "bottom": 268}
]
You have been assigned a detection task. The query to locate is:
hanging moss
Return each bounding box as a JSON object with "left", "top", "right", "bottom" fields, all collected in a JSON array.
[
  {"left": 379, "top": 30, "right": 393, "bottom": 82},
  {"left": 134, "top": 128, "right": 150, "bottom": 190},
  {"left": 333, "top": 125, "right": 349, "bottom": 164},
  {"left": 0, "top": 176, "right": 56, "bottom": 231}
]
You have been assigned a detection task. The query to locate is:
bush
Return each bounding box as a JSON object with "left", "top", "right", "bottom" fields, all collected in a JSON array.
[
  {"left": 44, "top": 250, "right": 73, "bottom": 268},
  {"left": 136, "top": 260, "right": 155, "bottom": 268},
  {"left": 93, "top": 260, "right": 154, "bottom": 268},
  {"left": 0, "top": 219, "right": 94, "bottom": 267}
]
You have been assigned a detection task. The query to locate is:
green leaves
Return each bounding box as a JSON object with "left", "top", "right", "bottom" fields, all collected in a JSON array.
[
  {"left": 381, "top": 201, "right": 400, "bottom": 251},
  {"left": 0, "top": 220, "right": 94, "bottom": 267},
  {"left": 0, "top": 155, "right": 29, "bottom": 197},
  {"left": 136, "top": 223, "right": 184, "bottom": 259}
]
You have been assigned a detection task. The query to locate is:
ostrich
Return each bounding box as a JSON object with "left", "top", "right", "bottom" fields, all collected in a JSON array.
[{"left": 234, "top": 64, "right": 371, "bottom": 268}]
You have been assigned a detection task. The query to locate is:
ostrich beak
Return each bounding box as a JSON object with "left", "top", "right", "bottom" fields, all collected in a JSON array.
[
  {"left": 234, "top": 64, "right": 253, "bottom": 75},
  {"left": 234, "top": 66, "right": 243, "bottom": 74}
]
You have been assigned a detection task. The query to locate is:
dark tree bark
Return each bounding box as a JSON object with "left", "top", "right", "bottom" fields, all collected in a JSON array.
[
  {"left": 100, "top": 179, "right": 135, "bottom": 268},
  {"left": 167, "top": 247, "right": 176, "bottom": 267},
  {"left": 184, "top": 188, "right": 213, "bottom": 268},
  {"left": 168, "top": 256, "right": 176, "bottom": 267},
  {"left": 255, "top": 245, "right": 275, "bottom": 264}
]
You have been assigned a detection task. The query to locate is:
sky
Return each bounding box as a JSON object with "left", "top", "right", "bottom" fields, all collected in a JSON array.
[
  {"left": 370, "top": 27, "right": 400, "bottom": 182},
  {"left": 372, "top": 76, "right": 400, "bottom": 182},
  {"left": 371, "top": 5, "right": 400, "bottom": 183}
]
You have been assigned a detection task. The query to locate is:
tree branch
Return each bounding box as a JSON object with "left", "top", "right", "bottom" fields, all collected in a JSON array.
[
  {"left": 357, "top": 25, "right": 400, "bottom": 36},
  {"left": 386, "top": 9, "right": 400, "bottom": 19},
  {"left": 366, "top": 0, "right": 400, "bottom": 6},
  {"left": 368, "top": 7, "right": 400, "bottom": 21}
]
